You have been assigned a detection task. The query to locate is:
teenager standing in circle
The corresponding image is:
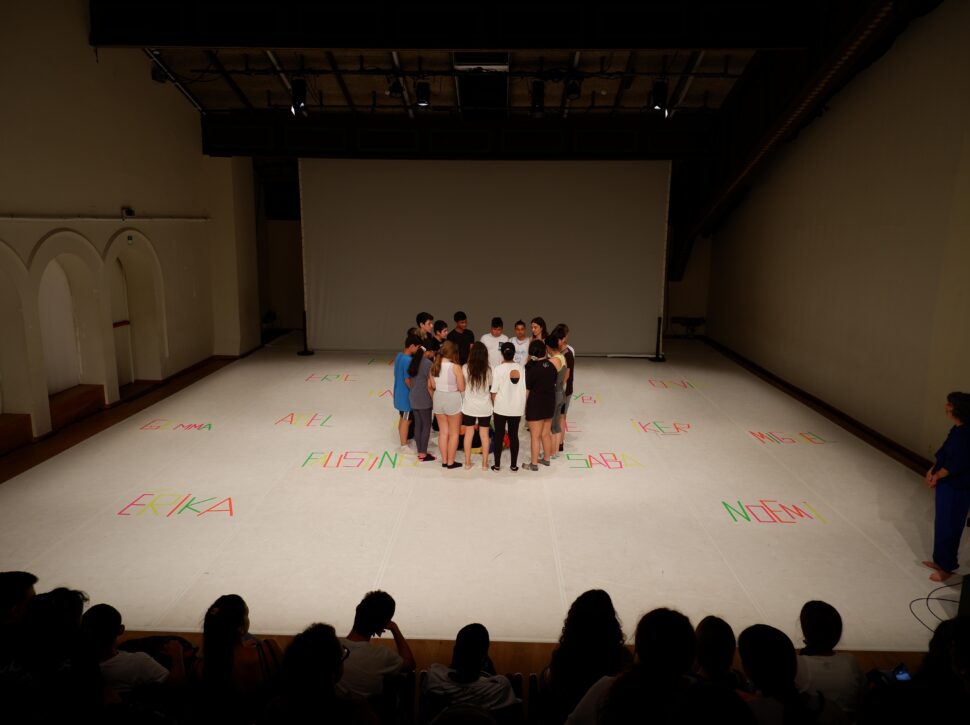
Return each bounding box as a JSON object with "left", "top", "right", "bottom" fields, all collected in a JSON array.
[
  {"left": 547, "top": 334, "right": 568, "bottom": 458},
  {"left": 531, "top": 317, "right": 548, "bottom": 344},
  {"left": 525, "top": 339, "right": 556, "bottom": 471},
  {"left": 491, "top": 341, "right": 526, "bottom": 472},
  {"left": 923, "top": 391, "right": 970, "bottom": 582},
  {"left": 408, "top": 345, "right": 436, "bottom": 462},
  {"left": 446, "top": 310, "right": 475, "bottom": 365},
  {"left": 429, "top": 341, "right": 465, "bottom": 469},
  {"left": 461, "top": 341, "right": 493, "bottom": 470}
]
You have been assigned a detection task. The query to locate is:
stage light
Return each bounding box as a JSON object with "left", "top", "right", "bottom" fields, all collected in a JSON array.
[
  {"left": 530, "top": 80, "right": 545, "bottom": 117},
  {"left": 291, "top": 78, "right": 307, "bottom": 116},
  {"left": 415, "top": 81, "right": 431, "bottom": 107},
  {"left": 565, "top": 78, "right": 582, "bottom": 101},
  {"left": 386, "top": 78, "right": 404, "bottom": 98},
  {"left": 652, "top": 78, "right": 669, "bottom": 118}
]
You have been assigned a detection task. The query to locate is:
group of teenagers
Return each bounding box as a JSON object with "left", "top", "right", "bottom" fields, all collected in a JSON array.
[{"left": 392, "top": 311, "right": 575, "bottom": 472}]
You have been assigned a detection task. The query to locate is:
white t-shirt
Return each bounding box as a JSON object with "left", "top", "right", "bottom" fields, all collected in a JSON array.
[
  {"left": 795, "top": 653, "right": 866, "bottom": 714},
  {"left": 491, "top": 362, "right": 527, "bottom": 417},
  {"left": 99, "top": 650, "right": 169, "bottom": 693},
  {"left": 480, "top": 333, "right": 509, "bottom": 368},
  {"left": 433, "top": 359, "right": 459, "bottom": 392},
  {"left": 461, "top": 364, "right": 493, "bottom": 417},
  {"left": 510, "top": 337, "right": 531, "bottom": 366},
  {"left": 423, "top": 663, "right": 519, "bottom": 711},
  {"left": 337, "top": 638, "right": 404, "bottom": 700}
]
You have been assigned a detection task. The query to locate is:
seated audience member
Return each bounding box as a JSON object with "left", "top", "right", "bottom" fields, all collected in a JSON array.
[
  {"left": 194, "top": 593, "right": 282, "bottom": 723},
  {"left": 858, "top": 615, "right": 970, "bottom": 724},
  {"left": 339, "top": 590, "right": 416, "bottom": 701},
  {"left": 7, "top": 587, "right": 102, "bottom": 723},
  {"left": 423, "top": 623, "right": 518, "bottom": 720},
  {"left": 694, "top": 615, "right": 748, "bottom": 693},
  {"left": 539, "top": 590, "right": 632, "bottom": 725},
  {"left": 738, "top": 624, "right": 848, "bottom": 725},
  {"left": 82, "top": 603, "right": 184, "bottom": 694},
  {"left": 0, "top": 571, "right": 37, "bottom": 662},
  {"left": 260, "top": 623, "right": 378, "bottom": 724},
  {"left": 567, "top": 607, "right": 753, "bottom": 724},
  {"left": 795, "top": 601, "right": 865, "bottom": 717}
]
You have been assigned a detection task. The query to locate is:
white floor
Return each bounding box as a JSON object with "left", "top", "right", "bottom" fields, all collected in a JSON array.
[{"left": 0, "top": 336, "right": 960, "bottom": 651}]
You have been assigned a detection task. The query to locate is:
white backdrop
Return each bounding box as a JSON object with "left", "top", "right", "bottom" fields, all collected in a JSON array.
[{"left": 300, "top": 159, "right": 670, "bottom": 354}]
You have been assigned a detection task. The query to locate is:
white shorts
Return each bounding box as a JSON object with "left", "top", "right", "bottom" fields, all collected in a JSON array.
[{"left": 432, "top": 390, "right": 462, "bottom": 416}]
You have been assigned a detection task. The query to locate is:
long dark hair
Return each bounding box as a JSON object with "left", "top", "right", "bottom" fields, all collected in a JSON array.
[
  {"left": 531, "top": 317, "right": 548, "bottom": 339},
  {"left": 548, "top": 590, "right": 629, "bottom": 716},
  {"left": 465, "top": 341, "right": 490, "bottom": 391},
  {"left": 407, "top": 346, "right": 426, "bottom": 377},
  {"left": 202, "top": 594, "right": 247, "bottom": 688}
]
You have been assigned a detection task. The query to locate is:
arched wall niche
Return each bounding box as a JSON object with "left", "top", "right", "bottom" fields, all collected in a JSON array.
[
  {"left": 104, "top": 228, "right": 168, "bottom": 381},
  {"left": 29, "top": 229, "right": 110, "bottom": 399}
]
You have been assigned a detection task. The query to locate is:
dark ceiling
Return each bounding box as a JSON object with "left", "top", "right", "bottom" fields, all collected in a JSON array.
[{"left": 89, "top": 0, "right": 943, "bottom": 279}]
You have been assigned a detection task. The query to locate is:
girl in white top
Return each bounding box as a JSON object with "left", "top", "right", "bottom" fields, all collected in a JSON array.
[
  {"left": 461, "top": 341, "right": 493, "bottom": 470},
  {"left": 429, "top": 341, "right": 465, "bottom": 469},
  {"left": 490, "top": 341, "right": 526, "bottom": 471}
]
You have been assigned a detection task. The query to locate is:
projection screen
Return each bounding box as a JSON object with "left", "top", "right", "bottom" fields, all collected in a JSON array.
[{"left": 300, "top": 159, "right": 669, "bottom": 355}]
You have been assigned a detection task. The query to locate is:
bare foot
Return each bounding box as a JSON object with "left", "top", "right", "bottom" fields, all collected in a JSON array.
[
  {"left": 922, "top": 560, "right": 944, "bottom": 572},
  {"left": 464, "top": 462, "right": 473, "bottom": 470},
  {"left": 929, "top": 570, "right": 953, "bottom": 582}
]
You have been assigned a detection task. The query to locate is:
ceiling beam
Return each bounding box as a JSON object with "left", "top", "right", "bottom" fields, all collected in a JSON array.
[
  {"left": 204, "top": 50, "right": 253, "bottom": 109},
  {"left": 325, "top": 51, "right": 355, "bottom": 112}
]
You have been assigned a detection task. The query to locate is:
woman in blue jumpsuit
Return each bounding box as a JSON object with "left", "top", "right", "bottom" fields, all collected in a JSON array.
[{"left": 924, "top": 392, "right": 970, "bottom": 582}]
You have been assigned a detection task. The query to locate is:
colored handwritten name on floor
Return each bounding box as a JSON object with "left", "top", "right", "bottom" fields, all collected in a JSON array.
[
  {"left": 749, "top": 431, "right": 830, "bottom": 445},
  {"left": 647, "top": 379, "right": 703, "bottom": 390},
  {"left": 301, "top": 450, "right": 419, "bottom": 470},
  {"left": 304, "top": 373, "right": 358, "bottom": 382},
  {"left": 722, "top": 500, "right": 826, "bottom": 524},
  {"left": 117, "top": 493, "right": 234, "bottom": 517},
  {"left": 367, "top": 358, "right": 395, "bottom": 365},
  {"left": 572, "top": 392, "right": 597, "bottom": 404},
  {"left": 563, "top": 420, "right": 582, "bottom": 432},
  {"left": 140, "top": 419, "right": 212, "bottom": 431},
  {"left": 632, "top": 420, "right": 691, "bottom": 435},
  {"left": 564, "top": 453, "right": 644, "bottom": 469},
  {"left": 274, "top": 413, "right": 334, "bottom": 427},
  {"left": 369, "top": 389, "right": 393, "bottom": 397}
]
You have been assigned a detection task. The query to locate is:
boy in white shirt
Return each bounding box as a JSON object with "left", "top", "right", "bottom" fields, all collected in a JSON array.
[
  {"left": 480, "top": 317, "right": 509, "bottom": 368},
  {"left": 510, "top": 320, "right": 530, "bottom": 366}
]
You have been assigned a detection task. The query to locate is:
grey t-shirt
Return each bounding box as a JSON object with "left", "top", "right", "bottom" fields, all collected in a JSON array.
[{"left": 409, "top": 356, "right": 433, "bottom": 409}]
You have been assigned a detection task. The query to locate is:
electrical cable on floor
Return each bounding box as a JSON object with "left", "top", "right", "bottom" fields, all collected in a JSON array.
[{"left": 908, "top": 576, "right": 964, "bottom": 632}]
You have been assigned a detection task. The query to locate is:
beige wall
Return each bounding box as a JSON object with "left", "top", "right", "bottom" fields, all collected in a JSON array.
[
  {"left": 0, "top": 0, "right": 259, "bottom": 435},
  {"left": 707, "top": 1, "right": 970, "bottom": 458}
]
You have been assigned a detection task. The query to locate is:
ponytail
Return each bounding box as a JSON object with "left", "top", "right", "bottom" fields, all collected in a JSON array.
[{"left": 407, "top": 346, "right": 425, "bottom": 377}]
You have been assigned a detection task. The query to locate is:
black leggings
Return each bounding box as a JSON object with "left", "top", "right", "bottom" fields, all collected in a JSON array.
[
  {"left": 413, "top": 408, "right": 432, "bottom": 454},
  {"left": 492, "top": 414, "right": 521, "bottom": 467}
]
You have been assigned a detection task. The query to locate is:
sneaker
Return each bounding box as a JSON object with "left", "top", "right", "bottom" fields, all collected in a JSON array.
[
  {"left": 539, "top": 458, "right": 551, "bottom": 466},
  {"left": 447, "top": 462, "right": 463, "bottom": 469},
  {"left": 524, "top": 464, "right": 539, "bottom": 471},
  {"left": 490, "top": 465, "right": 501, "bottom": 472},
  {"left": 510, "top": 465, "right": 519, "bottom": 472}
]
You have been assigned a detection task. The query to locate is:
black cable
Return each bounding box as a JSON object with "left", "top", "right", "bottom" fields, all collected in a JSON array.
[{"left": 908, "top": 575, "right": 965, "bottom": 631}]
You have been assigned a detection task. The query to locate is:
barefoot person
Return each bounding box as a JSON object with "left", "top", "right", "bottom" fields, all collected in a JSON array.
[{"left": 923, "top": 391, "right": 970, "bottom": 582}]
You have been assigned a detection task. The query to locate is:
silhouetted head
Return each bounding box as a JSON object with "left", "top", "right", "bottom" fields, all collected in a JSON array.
[
  {"left": 352, "top": 590, "right": 395, "bottom": 638},
  {"left": 799, "top": 600, "right": 842, "bottom": 654}
]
